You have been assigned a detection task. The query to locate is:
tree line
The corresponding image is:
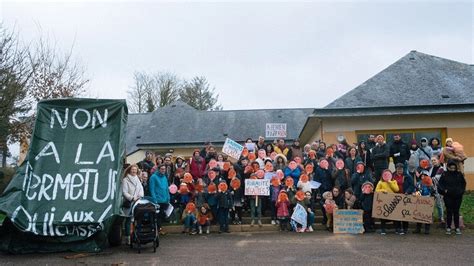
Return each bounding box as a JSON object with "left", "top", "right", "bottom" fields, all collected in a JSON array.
[{"left": 127, "top": 72, "right": 221, "bottom": 113}]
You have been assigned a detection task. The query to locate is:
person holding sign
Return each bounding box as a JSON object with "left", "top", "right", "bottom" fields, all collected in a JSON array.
[
  {"left": 375, "top": 170, "right": 399, "bottom": 235},
  {"left": 413, "top": 172, "right": 435, "bottom": 234},
  {"left": 392, "top": 163, "right": 415, "bottom": 235}
]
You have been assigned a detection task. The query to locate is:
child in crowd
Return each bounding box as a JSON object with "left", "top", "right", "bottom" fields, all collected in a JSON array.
[
  {"left": 414, "top": 172, "right": 434, "bottom": 234},
  {"left": 230, "top": 178, "right": 244, "bottom": 225},
  {"left": 181, "top": 202, "right": 197, "bottom": 235},
  {"left": 270, "top": 177, "right": 282, "bottom": 225},
  {"left": 375, "top": 170, "right": 399, "bottom": 235},
  {"left": 168, "top": 184, "right": 179, "bottom": 224},
  {"left": 178, "top": 183, "right": 193, "bottom": 213},
  {"left": 360, "top": 181, "right": 375, "bottom": 233},
  {"left": 322, "top": 191, "right": 337, "bottom": 231},
  {"left": 194, "top": 184, "right": 206, "bottom": 210},
  {"left": 392, "top": 163, "right": 415, "bottom": 235},
  {"left": 197, "top": 203, "right": 213, "bottom": 234},
  {"left": 297, "top": 174, "right": 312, "bottom": 193},
  {"left": 343, "top": 188, "right": 356, "bottom": 209},
  {"left": 206, "top": 183, "right": 218, "bottom": 225},
  {"left": 275, "top": 190, "right": 290, "bottom": 231},
  {"left": 216, "top": 182, "right": 233, "bottom": 233}
]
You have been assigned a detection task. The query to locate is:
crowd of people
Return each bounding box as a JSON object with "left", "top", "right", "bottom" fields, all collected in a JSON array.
[{"left": 121, "top": 134, "right": 467, "bottom": 243}]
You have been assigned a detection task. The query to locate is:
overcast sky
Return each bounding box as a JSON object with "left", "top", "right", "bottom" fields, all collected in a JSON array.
[{"left": 2, "top": 0, "right": 473, "bottom": 111}]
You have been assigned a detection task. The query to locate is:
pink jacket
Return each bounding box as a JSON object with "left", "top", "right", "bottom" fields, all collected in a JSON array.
[{"left": 276, "top": 200, "right": 290, "bottom": 217}]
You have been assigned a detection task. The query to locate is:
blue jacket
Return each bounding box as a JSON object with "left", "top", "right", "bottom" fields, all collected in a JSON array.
[
  {"left": 284, "top": 167, "right": 302, "bottom": 185},
  {"left": 351, "top": 171, "right": 374, "bottom": 200},
  {"left": 149, "top": 172, "right": 170, "bottom": 204}
]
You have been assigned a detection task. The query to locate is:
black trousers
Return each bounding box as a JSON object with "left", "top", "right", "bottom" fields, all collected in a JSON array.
[{"left": 444, "top": 195, "right": 463, "bottom": 229}]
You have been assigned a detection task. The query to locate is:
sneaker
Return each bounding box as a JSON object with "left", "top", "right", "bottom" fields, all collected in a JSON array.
[
  {"left": 380, "top": 230, "right": 386, "bottom": 235},
  {"left": 399, "top": 231, "right": 405, "bottom": 235},
  {"left": 308, "top": 226, "right": 314, "bottom": 232},
  {"left": 455, "top": 228, "right": 462, "bottom": 235},
  {"left": 258, "top": 220, "right": 263, "bottom": 227},
  {"left": 446, "top": 228, "right": 452, "bottom": 235},
  {"left": 206, "top": 228, "right": 210, "bottom": 234},
  {"left": 125, "top": 236, "right": 131, "bottom": 245},
  {"left": 190, "top": 230, "right": 197, "bottom": 235},
  {"left": 271, "top": 220, "right": 276, "bottom": 225},
  {"left": 395, "top": 229, "right": 400, "bottom": 235},
  {"left": 250, "top": 220, "right": 255, "bottom": 227},
  {"left": 199, "top": 228, "right": 203, "bottom": 235}
]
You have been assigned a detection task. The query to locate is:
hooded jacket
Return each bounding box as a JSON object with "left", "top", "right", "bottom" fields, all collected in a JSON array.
[
  {"left": 438, "top": 166, "right": 466, "bottom": 198},
  {"left": 371, "top": 143, "right": 390, "bottom": 169},
  {"left": 351, "top": 169, "right": 374, "bottom": 200},
  {"left": 149, "top": 171, "right": 170, "bottom": 204}
]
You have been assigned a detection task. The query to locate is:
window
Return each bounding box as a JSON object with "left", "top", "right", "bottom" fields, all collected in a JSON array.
[{"left": 356, "top": 129, "right": 446, "bottom": 147}]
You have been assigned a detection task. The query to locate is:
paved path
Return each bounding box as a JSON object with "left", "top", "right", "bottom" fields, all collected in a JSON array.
[{"left": 2, "top": 230, "right": 473, "bottom": 265}]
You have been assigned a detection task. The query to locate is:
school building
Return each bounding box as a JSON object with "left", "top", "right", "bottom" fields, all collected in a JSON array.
[
  {"left": 125, "top": 51, "right": 473, "bottom": 189},
  {"left": 125, "top": 101, "right": 313, "bottom": 163},
  {"left": 299, "top": 51, "right": 474, "bottom": 189}
]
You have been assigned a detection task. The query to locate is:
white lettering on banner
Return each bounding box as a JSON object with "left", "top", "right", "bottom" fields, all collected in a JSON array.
[
  {"left": 50, "top": 108, "right": 109, "bottom": 130},
  {"left": 222, "top": 138, "right": 244, "bottom": 160},
  {"left": 244, "top": 179, "right": 270, "bottom": 196},
  {"left": 265, "top": 123, "right": 287, "bottom": 138},
  {"left": 11, "top": 204, "right": 112, "bottom": 237},
  {"left": 35, "top": 142, "right": 60, "bottom": 164}
]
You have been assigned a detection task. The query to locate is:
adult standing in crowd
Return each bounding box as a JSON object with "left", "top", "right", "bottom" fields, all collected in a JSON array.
[
  {"left": 122, "top": 164, "right": 145, "bottom": 244},
  {"left": 429, "top": 156, "right": 446, "bottom": 225},
  {"left": 366, "top": 135, "right": 376, "bottom": 151},
  {"left": 390, "top": 134, "right": 410, "bottom": 174},
  {"left": 163, "top": 155, "right": 175, "bottom": 182},
  {"left": 256, "top": 136, "right": 266, "bottom": 151},
  {"left": 358, "top": 141, "right": 373, "bottom": 171},
  {"left": 371, "top": 135, "right": 390, "bottom": 184},
  {"left": 417, "top": 138, "right": 433, "bottom": 166},
  {"left": 138, "top": 151, "right": 155, "bottom": 176},
  {"left": 316, "top": 142, "right": 327, "bottom": 159},
  {"left": 442, "top": 138, "right": 466, "bottom": 173},
  {"left": 438, "top": 160, "right": 466, "bottom": 235},
  {"left": 150, "top": 164, "right": 170, "bottom": 231},
  {"left": 274, "top": 139, "right": 290, "bottom": 157},
  {"left": 288, "top": 138, "right": 303, "bottom": 161},
  {"left": 430, "top": 138, "right": 442, "bottom": 158},
  {"left": 189, "top": 149, "right": 206, "bottom": 180},
  {"left": 345, "top": 146, "right": 362, "bottom": 178}
]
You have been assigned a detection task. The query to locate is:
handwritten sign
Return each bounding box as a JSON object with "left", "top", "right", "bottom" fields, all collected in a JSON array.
[
  {"left": 333, "top": 209, "right": 364, "bottom": 234},
  {"left": 222, "top": 138, "right": 244, "bottom": 160},
  {"left": 244, "top": 179, "right": 270, "bottom": 196},
  {"left": 372, "top": 192, "right": 435, "bottom": 224},
  {"left": 291, "top": 203, "right": 307, "bottom": 228},
  {"left": 265, "top": 123, "right": 287, "bottom": 138}
]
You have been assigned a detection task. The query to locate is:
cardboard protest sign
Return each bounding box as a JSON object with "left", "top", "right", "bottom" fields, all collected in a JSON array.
[
  {"left": 0, "top": 99, "right": 127, "bottom": 253},
  {"left": 265, "top": 123, "right": 287, "bottom": 138},
  {"left": 333, "top": 209, "right": 364, "bottom": 234},
  {"left": 310, "top": 180, "right": 321, "bottom": 189},
  {"left": 222, "top": 138, "right": 244, "bottom": 160},
  {"left": 244, "top": 179, "right": 270, "bottom": 196},
  {"left": 291, "top": 203, "right": 307, "bottom": 228},
  {"left": 245, "top": 143, "right": 256, "bottom": 152},
  {"left": 372, "top": 192, "right": 435, "bottom": 224}
]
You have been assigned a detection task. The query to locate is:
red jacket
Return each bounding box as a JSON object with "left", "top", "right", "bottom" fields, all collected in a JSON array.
[
  {"left": 276, "top": 200, "right": 290, "bottom": 217},
  {"left": 189, "top": 157, "right": 206, "bottom": 180}
]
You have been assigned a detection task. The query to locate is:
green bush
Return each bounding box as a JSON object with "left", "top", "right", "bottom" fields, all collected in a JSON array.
[{"left": 461, "top": 191, "right": 474, "bottom": 224}]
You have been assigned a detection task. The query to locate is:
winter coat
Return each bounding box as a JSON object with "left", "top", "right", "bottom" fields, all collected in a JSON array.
[
  {"left": 438, "top": 171, "right": 466, "bottom": 198},
  {"left": 360, "top": 193, "right": 374, "bottom": 212},
  {"left": 332, "top": 169, "right": 350, "bottom": 191},
  {"left": 315, "top": 167, "right": 333, "bottom": 192},
  {"left": 197, "top": 211, "right": 213, "bottom": 225},
  {"left": 270, "top": 186, "right": 281, "bottom": 202},
  {"left": 351, "top": 171, "right": 374, "bottom": 200},
  {"left": 194, "top": 192, "right": 206, "bottom": 208},
  {"left": 334, "top": 194, "right": 345, "bottom": 209},
  {"left": 297, "top": 181, "right": 312, "bottom": 193},
  {"left": 284, "top": 166, "right": 302, "bottom": 185},
  {"left": 276, "top": 200, "right": 290, "bottom": 217},
  {"left": 138, "top": 159, "right": 155, "bottom": 176},
  {"left": 122, "top": 174, "right": 145, "bottom": 215},
  {"left": 149, "top": 171, "right": 170, "bottom": 204},
  {"left": 392, "top": 173, "right": 415, "bottom": 194},
  {"left": 417, "top": 145, "right": 433, "bottom": 165},
  {"left": 371, "top": 143, "right": 390, "bottom": 169},
  {"left": 442, "top": 148, "right": 465, "bottom": 173},
  {"left": 206, "top": 193, "right": 218, "bottom": 207},
  {"left": 416, "top": 181, "right": 434, "bottom": 197},
  {"left": 289, "top": 146, "right": 303, "bottom": 161},
  {"left": 189, "top": 156, "right": 206, "bottom": 180},
  {"left": 375, "top": 180, "right": 399, "bottom": 193},
  {"left": 232, "top": 187, "right": 244, "bottom": 207},
  {"left": 345, "top": 156, "right": 362, "bottom": 177},
  {"left": 216, "top": 190, "right": 233, "bottom": 209},
  {"left": 390, "top": 140, "right": 411, "bottom": 165}
]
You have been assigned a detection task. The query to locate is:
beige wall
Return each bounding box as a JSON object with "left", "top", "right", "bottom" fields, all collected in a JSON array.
[
  {"left": 127, "top": 146, "right": 225, "bottom": 164},
  {"left": 301, "top": 113, "right": 474, "bottom": 190}
]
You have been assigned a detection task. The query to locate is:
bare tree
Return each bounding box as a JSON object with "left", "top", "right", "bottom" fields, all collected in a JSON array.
[
  {"left": 179, "top": 76, "right": 222, "bottom": 111},
  {"left": 0, "top": 25, "right": 33, "bottom": 167},
  {"left": 27, "top": 33, "right": 89, "bottom": 102},
  {"left": 127, "top": 72, "right": 154, "bottom": 113},
  {"left": 153, "top": 72, "right": 180, "bottom": 108},
  {"left": 127, "top": 71, "right": 181, "bottom": 112}
]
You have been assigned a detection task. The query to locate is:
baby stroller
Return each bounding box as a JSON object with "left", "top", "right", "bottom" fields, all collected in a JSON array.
[{"left": 130, "top": 198, "right": 160, "bottom": 253}]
